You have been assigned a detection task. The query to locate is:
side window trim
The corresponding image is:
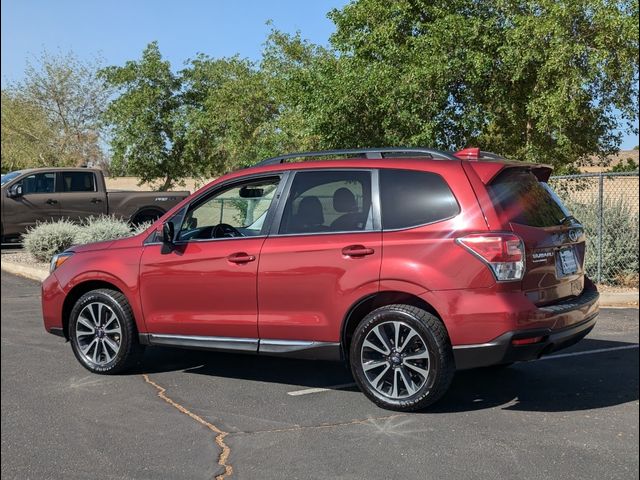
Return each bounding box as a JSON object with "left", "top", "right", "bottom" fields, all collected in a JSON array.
[
  {"left": 172, "top": 171, "right": 289, "bottom": 244},
  {"left": 268, "top": 168, "right": 381, "bottom": 237}
]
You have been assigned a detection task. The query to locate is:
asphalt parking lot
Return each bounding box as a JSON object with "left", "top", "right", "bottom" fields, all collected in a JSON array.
[{"left": 1, "top": 270, "right": 638, "bottom": 480}]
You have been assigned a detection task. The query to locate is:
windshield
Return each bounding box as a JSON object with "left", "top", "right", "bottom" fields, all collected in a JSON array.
[
  {"left": 487, "top": 169, "right": 571, "bottom": 227},
  {"left": 1, "top": 171, "right": 23, "bottom": 186}
]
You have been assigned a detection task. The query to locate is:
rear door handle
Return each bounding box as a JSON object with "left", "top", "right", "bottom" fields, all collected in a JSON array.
[
  {"left": 46, "top": 198, "right": 58, "bottom": 205},
  {"left": 342, "top": 245, "right": 375, "bottom": 257},
  {"left": 227, "top": 252, "right": 256, "bottom": 264},
  {"left": 90, "top": 198, "right": 103, "bottom": 204}
]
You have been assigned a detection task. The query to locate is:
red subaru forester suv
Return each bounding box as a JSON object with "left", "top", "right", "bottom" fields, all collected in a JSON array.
[{"left": 42, "top": 147, "right": 599, "bottom": 411}]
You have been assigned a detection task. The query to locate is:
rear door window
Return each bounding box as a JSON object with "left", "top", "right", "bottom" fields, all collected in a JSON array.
[
  {"left": 279, "top": 170, "right": 373, "bottom": 234},
  {"left": 60, "top": 172, "right": 96, "bottom": 192},
  {"left": 380, "top": 169, "right": 459, "bottom": 230},
  {"left": 487, "top": 169, "right": 569, "bottom": 227}
]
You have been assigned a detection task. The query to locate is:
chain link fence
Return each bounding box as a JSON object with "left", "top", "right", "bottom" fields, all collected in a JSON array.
[{"left": 549, "top": 172, "right": 639, "bottom": 288}]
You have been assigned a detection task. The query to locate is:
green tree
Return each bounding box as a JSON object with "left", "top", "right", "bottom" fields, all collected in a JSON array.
[
  {"left": 269, "top": 0, "right": 638, "bottom": 171},
  {"left": 2, "top": 51, "right": 110, "bottom": 171},
  {"left": 181, "top": 55, "right": 279, "bottom": 171},
  {"left": 1, "top": 90, "right": 60, "bottom": 172},
  {"left": 100, "top": 42, "right": 192, "bottom": 190}
]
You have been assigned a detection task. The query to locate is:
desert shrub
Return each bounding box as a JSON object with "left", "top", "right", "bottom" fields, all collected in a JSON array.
[
  {"left": 23, "top": 220, "right": 81, "bottom": 262},
  {"left": 567, "top": 198, "right": 639, "bottom": 287},
  {"left": 131, "top": 220, "right": 153, "bottom": 236},
  {"left": 74, "top": 215, "right": 134, "bottom": 245}
]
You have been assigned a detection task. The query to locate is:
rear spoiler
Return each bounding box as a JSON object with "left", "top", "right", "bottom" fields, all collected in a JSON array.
[{"left": 454, "top": 148, "right": 553, "bottom": 183}]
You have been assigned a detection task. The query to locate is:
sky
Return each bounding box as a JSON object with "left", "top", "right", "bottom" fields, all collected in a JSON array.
[
  {"left": 1, "top": 0, "right": 638, "bottom": 149},
  {"left": 1, "top": 0, "right": 347, "bottom": 81}
]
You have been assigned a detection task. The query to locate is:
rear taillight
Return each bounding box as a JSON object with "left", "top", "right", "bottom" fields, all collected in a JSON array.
[{"left": 456, "top": 233, "right": 525, "bottom": 281}]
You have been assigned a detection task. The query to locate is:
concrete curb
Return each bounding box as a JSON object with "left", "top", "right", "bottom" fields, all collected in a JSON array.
[
  {"left": 598, "top": 292, "right": 639, "bottom": 308},
  {"left": 1, "top": 259, "right": 638, "bottom": 307},
  {"left": 1, "top": 260, "right": 48, "bottom": 282}
]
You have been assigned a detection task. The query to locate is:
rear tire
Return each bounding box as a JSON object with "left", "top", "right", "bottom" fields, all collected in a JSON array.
[
  {"left": 131, "top": 208, "right": 164, "bottom": 226},
  {"left": 350, "top": 304, "right": 455, "bottom": 411},
  {"left": 69, "top": 289, "right": 143, "bottom": 374}
]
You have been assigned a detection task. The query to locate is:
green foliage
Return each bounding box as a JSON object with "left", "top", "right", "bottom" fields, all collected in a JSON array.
[
  {"left": 611, "top": 158, "right": 639, "bottom": 172},
  {"left": 1, "top": 51, "right": 110, "bottom": 172},
  {"left": 98, "top": 1, "right": 638, "bottom": 178},
  {"left": 100, "top": 43, "right": 187, "bottom": 190},
  {"left": 1, "top": 91, "right": 61, "bottom": 172},
  {"left": 23, "top": 220, "right": 81, "bottom": 262},
  {"left": 323, "top": 0, "right": 639, "bottom": 171},
  {"left": 568, "top": 198, "right": 639, "bottom": 286},
  {"left": 74, "top": 215, "right": 134, "bottom": 245}
]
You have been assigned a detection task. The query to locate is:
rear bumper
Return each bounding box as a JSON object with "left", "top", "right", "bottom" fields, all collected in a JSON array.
[{"left": 451, "top": 284, "right": 599, "bottom": 370}]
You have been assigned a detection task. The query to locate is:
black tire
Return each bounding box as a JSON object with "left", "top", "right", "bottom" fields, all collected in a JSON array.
[
  {"left": 131, "top": 209, "right": 164, "bottom": 226},
  {"left": 69, "top": 289, "right": 143, "bottom": 374},
  {"left": 350, "top": 304, "right": 455, "bottom": 411}
]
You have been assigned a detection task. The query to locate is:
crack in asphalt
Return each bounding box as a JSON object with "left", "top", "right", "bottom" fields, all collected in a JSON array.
[{"left": 142, "top": 374, "right": 233, "bottom": 480}]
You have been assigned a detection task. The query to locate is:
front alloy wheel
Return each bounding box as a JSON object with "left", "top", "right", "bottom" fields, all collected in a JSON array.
[
  {"left": 75, "top": 302, "right": 122, "bottom": 365},
  {"left": 69, "top": 289, "right": 142, "bottom": 374}
]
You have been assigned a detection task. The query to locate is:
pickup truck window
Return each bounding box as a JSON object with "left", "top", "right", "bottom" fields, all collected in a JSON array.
[
  {"left": 19, "top": 173, "right": 56, "bottom": 194},
  {"left": 60, "top": 172, "right": 96, "bottom": 192}
]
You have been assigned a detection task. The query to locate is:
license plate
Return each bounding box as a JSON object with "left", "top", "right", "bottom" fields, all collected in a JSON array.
[{"left": 558, "top": 248, "right": 578, "bottom": 276}]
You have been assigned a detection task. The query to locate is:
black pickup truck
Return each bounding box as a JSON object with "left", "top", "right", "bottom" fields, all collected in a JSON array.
[{"left": 1, "top": 167, "right": 189, "bottom": 243}]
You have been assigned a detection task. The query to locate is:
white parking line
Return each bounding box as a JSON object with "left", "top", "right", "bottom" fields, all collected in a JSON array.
[
  {"left": 287, "top": 383, "right": 357, "bottom": 396},
  {"left": 286, "top": 345, "right": 639, "bottom": 397},
  {"left": 536, "top": 344, "right": 639, "bottom": 361}
]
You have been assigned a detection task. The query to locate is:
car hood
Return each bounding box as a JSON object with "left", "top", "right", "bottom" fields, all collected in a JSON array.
[
  {"left": 70, "top": 233, "right": 145, "bottom": 254},
  {"left": 71, "top": 240, "right": 117, "bottom": 253}
]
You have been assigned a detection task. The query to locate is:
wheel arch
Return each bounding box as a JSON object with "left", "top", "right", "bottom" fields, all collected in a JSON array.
[
  {"left": 129, "top": 207, "right": 166, "bottom": 226},
  {"left": 61, "top": 280, "right": 134, "bottom": 340},
  {"left": 340, "top": 290, "right": 446, "bottom": 360}
]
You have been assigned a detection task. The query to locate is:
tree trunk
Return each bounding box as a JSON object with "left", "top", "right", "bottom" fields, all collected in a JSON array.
[{"left": 160, "top": 175, "right": 173, "bottom": 191}]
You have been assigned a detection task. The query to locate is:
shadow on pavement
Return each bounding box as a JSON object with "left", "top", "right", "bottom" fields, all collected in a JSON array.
[{"left": 134, "top": 337, "right": 638, "bottom": 413}]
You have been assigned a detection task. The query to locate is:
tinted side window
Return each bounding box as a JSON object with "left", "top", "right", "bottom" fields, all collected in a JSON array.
[
  {"left": 279, "top": 171, "right": 373, "bottom": 234},
  {"left": 19, "top": 173, "right": 56, "bottom": 194},
  {"left": 380, "top": 169, "right": 459, "bottom": 230},
  {"left": 60, "top": 172, "right": 96, "bottom": 192}
]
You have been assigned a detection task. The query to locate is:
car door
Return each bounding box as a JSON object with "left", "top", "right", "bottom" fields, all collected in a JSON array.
[
  {"left": 3, "top": 172, "right": 60, "bottom": 237},
  {"left": 57, "top": 171, "right": 107, "bottom": 221},
  {"left": 138, "top": 174, "right": 285, "bottom": 346},
  {"left": 258, "top": 169, "right": 382, "bottom": 344}
]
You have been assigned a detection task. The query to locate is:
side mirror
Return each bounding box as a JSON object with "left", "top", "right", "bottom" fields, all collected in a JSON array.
[
  {"left": 162, "top": 222, "right": 175, "bottom": 244},
  {"left": 7, "top": 184, "right": 23, "bottom": 198}
]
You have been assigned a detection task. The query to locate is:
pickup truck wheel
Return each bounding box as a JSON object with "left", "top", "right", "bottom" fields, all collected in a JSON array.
[
  {"left": 350, "top": 304, "right": 455, "bottom": 411},
  {"left": 69, "top": 289, "right": 143, "bottom": 374},
  {"left": 131, "top": 209, "right": 164, "bottom": 226}
]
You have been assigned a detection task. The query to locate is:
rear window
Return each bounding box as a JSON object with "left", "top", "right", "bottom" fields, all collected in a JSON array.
[
  {"left": 487, "top": 169, "right": 569, "bottom": 227},
  {"left": 380, "top": 169, "right": 459, "bottom": 230}
]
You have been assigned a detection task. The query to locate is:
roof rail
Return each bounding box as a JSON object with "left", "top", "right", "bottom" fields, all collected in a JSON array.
[{"left": 255, "top": 147, "right": 459, "bottom": 166}]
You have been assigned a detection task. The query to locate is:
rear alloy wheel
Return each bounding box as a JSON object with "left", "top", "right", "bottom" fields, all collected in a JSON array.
[
  {"left": 69, "top": 289, "right": 142, "bottom": 374},
  {"left": 350, "top": 304, "right": 455, "bottom": 411}
]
